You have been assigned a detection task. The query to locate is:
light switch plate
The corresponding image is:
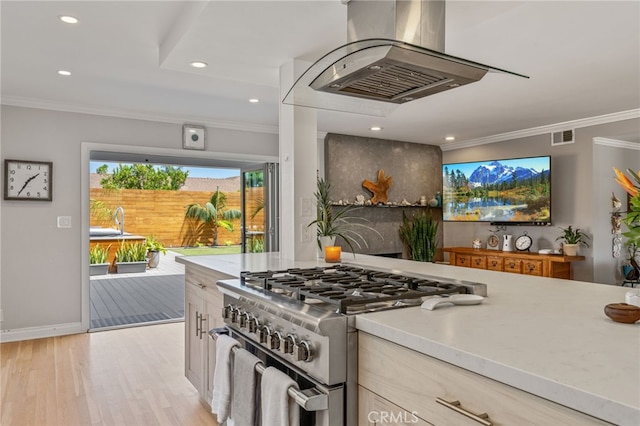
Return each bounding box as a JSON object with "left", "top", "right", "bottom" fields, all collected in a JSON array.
[
  {"left": 301, "top": 197, "right": 312, "bottom": 216},
  {"left": 57, "top": 216, "right": 71, "bottom": 228},
  {"left": 182, "top": 124, "right": 206, "bottom": 150}
]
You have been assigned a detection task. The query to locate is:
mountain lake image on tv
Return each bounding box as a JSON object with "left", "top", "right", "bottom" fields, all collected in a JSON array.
[{"left": 442, "top": 156, "right": 551, "bottom": 224}]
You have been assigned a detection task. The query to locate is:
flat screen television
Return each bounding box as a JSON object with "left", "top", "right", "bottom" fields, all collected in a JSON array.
[{"left": 442, "top": 155, "right": 551, "bottom": 225}]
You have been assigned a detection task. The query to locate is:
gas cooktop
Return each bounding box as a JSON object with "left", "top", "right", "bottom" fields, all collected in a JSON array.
[{"left": 240, "top": 265, "right": 469, "bottom": 314}]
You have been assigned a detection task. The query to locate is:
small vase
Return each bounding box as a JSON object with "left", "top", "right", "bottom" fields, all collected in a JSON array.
[{"left": 318, "top": 236, "right": 336, "bottom": 259}]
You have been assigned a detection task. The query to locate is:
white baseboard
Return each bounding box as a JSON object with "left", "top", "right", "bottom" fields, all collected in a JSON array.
[{"left": 0, "top": 322, "right": 85, "bottom": 343}]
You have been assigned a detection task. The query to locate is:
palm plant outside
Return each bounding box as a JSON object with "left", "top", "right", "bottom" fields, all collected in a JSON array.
[{"left": 185, "top": 187, "right": 242, "bottom": 246}]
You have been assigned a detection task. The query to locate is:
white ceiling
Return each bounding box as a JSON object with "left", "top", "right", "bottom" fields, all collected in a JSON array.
[{"left": 2, "top": 1, "right": 639, "bottom": 146}]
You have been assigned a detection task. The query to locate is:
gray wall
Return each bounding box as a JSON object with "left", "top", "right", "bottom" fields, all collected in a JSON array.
[
  {"left": 325, "top": 133, "right": 442, "bottom": 257},
  {"left": 442, "top": 118, "right": 640, "bottom": 283},
  {"left": 0, "top": 105, "right": 278, "bottom": 335},
  {"left": 592, "top": 139, "right": 640, "bottom": 284}
]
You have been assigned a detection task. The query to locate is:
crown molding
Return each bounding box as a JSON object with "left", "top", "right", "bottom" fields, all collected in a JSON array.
[
  {"left": 593, "top": 137, "right": 640, "bottom": 150},
  {"left": 1, "top": 95, "right": 280, "bottom": 135},
  {"left": 441, "top": 109, "right": 640, "bottom": 151}
]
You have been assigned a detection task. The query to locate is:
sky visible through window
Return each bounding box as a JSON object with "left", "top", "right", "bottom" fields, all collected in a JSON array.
[{"left": 90, "top": 161, "right": 240, "bottom": 179}]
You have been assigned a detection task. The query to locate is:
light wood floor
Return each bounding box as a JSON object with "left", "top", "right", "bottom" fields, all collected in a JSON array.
[{"left": 1, "top": 322, "right": 218, "bottom": 426}]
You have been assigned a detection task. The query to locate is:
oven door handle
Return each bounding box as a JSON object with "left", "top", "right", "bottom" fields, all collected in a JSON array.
[{"left": 209, "top": 327, "right": 329, "bottom": 412}]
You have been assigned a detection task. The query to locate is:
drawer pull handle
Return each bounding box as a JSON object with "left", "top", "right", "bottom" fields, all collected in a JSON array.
[{"left": 436, "top": 397, "right": 493, "bottom": 426}]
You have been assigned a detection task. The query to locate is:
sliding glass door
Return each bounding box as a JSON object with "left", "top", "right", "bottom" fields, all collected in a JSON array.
[{"left": 241, "top": 163, "right": 279, "bottom": 253}]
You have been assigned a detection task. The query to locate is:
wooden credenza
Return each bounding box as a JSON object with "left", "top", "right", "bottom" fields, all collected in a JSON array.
[{"left": 443, "top": 247, "right": 585, "bottom": 280}]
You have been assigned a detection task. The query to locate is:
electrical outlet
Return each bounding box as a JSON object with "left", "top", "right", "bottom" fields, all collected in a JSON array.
[
  {"left": 300, "top": 224, "right": 312, "bottom": 243},
  {"left": 57, "top": 216, "right": 71, "bottom": 228}
]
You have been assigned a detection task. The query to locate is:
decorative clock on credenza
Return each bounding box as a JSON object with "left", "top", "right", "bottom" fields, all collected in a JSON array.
[
  {"left": 4, "top": 159, "right": 53, "bottom": 201},
  {"left": 487, "top": 232, "right": 500, "bottom": 250}
]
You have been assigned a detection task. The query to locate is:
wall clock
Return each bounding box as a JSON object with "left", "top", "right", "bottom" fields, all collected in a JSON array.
[
  {"left": 4, "top": 159, "right": 53, "bottom": 201},
  {"left": 515, "top": 232, "right": 533, "bottom": 252}
]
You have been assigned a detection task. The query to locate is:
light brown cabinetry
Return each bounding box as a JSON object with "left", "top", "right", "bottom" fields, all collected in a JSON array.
[
  {"left": 184, "top": 264, "right": 233, "bottom": 405},
  {"left": 443, "top": 247, "right": 584, "bottom": 279},
  {"left": 358, "top": 332, "right": 609, "bottom": 425},
  {"left": 359, "top": 386, "right": 433, "bottom": 426}
]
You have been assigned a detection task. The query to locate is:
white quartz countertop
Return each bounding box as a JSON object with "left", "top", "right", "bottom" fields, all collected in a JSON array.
[{"left": 176, "top": 253, "right": 640, "bottom": 425}]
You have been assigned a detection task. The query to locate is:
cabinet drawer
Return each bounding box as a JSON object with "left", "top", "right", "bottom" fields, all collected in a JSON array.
[
  {"left": 522, "top": 259, "right": 543, "bottom": 276},
  {"left": 503, "top": 259, "right": 522, "bottom": 273},
  {"left": 359, "top": 386, "right": 432, "bottom": 426},
  {"left": 471, "top": 256, "right": 487, "bottom": 269},
  {"left": 455, "top": 255, "right": 471, "bottom": 268},
  {"left": 486, "top": 256, "right": 503, "bottom": 271},
  {"left": 359, "top": 333, "right": 608, "bottom": 426},
  {"left": 185, "top": 265, "right": 233, "bottom": 291}
]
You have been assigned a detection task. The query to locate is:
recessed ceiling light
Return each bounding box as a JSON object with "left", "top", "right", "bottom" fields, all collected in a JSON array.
[
  {"left": 59, "top": 15, "right": 79, "bottom": 24},
  {"left": 57, "top": 70, "right": 71, "bottom": 76},
  {"left": 445, "top": 136, "right": 455, "bottom": 141},
  {"left": 190, "top": 61, "right": 208, "bottom": 68},
  {"left": 370, "top": 126, "right": 382, "bottom": 131},
  {"left": 249, "top": 98, "right": 259, "bottom": 103}
]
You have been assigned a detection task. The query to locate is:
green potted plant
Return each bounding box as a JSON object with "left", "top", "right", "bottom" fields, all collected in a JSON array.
[
  {"left": 308, "top": 177, "right": 381, "bottom": 257},
  {"left": 399, "top": 210, "right": 439, "bottom": 262},
  {"left": 145, "top": 235, "right": 167, "bottom": 269},
  {"left": 115, "top": 241, "right": 148, "bottom": 273},
  {"left": 89, "top": 244, "right": 111, "bottom": 276},
  {"left": 555, "top": 225, "right": 590, "bottom": 256}
]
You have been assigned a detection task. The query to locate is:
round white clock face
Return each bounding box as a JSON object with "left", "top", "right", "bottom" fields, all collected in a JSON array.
[
  {"left": 515, "top": 234, "right": 533, "bottom": 251},
  {"left": 4, "top": 160, "right": 52, "bottom": 201}
]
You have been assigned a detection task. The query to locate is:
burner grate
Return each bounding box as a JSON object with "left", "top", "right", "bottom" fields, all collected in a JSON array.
[{"left": 241, "top": 265, "right": 467, "bottom": 314}]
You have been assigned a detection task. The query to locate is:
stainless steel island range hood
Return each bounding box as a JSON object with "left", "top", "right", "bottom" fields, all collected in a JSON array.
[{"left": 283, "top": 0, "right": 528, "bottom": 116}]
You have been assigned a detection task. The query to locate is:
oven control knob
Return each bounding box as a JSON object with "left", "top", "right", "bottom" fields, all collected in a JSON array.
[
  {"left": 238, "top": 312, "right": 249, "bottom": 328},
  {"left": 270, "top": 331, "right": 283, "bottom": 350},
  {"left": 283, "top": 334, "right": 298, "bottom": 354},
  {"left": 294, "top": 341, "right": 313, "bottom": 362},
  {"left": 230, "top": 307, "right": 239, "bottom": 324},
  {"left": 222, "top": 304, "right": 234, "bottom": 320},
  {"left": 258, "top": 325, "right": 271, "bottom": 344},
  {"left": 249, "top": 317, "right": 261, "bottom": 334}
]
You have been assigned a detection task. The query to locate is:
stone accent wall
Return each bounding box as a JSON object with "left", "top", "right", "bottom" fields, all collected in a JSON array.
[{"left": 325, "top": 133, "right": 443, "bottom": 258}]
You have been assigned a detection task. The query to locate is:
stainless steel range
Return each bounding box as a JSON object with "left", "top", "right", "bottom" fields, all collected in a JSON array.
[{"left": 215, "top": 264, "right": 486, "bottom": 425}]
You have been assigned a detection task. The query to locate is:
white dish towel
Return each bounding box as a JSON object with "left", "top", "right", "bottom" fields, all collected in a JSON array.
[
  {"left": 211, "top": 334, "right": 240, "bottom": 424},
  {"left": 260, "top": 366, "right": 299, "bottom": 426},
  {"left": 228, "top": 348, "right": 261, "bottom": 426}
]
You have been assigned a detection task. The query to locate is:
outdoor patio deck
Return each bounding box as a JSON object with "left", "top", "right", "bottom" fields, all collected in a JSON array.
[{"left": 90, "top": 250, "right": 186, "bottom": 330}]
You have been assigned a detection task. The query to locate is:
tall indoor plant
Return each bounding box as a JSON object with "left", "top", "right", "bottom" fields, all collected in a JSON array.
[
  {"left": 308, "top": 177, "right": 381, "bottom": 255},
  {"left": 399, "top": 210, "right": 439, "bottom": 262}
]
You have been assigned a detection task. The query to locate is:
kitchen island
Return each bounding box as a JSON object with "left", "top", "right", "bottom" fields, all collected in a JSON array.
[{"left": 176, "top": 253, "right": 639, "bottom": 425}]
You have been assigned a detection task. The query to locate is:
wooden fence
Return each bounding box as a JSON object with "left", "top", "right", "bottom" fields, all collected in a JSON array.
[{"left": 90, "top": 188, "right": 264, "bottom": 248}]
